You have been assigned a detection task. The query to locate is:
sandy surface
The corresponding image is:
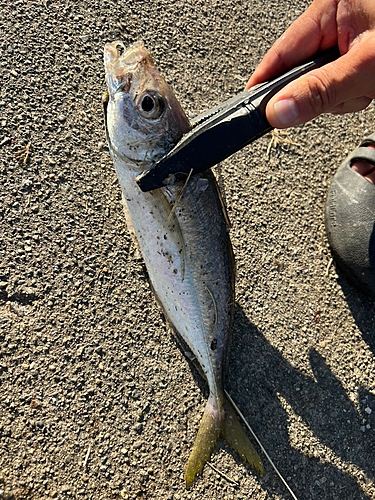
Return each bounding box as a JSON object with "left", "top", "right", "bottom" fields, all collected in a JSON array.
[{"left": 1, "top": 1, "right": 375, "bottom": 499}]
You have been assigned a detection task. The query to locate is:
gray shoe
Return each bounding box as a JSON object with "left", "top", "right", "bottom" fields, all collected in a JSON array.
[{"left": 325, "top": 133, "right": 375, "bottom": 299}]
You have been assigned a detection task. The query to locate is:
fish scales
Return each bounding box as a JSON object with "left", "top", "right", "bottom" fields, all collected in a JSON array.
[
  {"left": 114, "top": 160, "right": 233, "bottom": 393},
  {"left": 103, "top": 40, "right": 263, "bottom": 488}
]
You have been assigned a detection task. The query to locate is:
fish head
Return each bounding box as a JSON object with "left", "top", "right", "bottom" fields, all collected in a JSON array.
[{"left": 104, "top": 41, "right": 191, "bottom": 166}]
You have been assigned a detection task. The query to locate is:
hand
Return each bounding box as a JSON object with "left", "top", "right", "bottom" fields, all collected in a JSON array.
[{"left": 245, "top": 0, "right": 375, "bottom": 128}]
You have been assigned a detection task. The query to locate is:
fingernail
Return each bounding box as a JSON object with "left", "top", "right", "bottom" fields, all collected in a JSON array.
[{"left": 273, "top": 98, "right": 299, "bottom": 126}]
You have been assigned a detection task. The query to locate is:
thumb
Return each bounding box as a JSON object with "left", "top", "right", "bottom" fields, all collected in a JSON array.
[{"left": 265, "top": 42, "right": 375, "bottom": 128}]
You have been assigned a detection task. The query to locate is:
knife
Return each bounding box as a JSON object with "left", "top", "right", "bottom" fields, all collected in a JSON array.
[{"left": 136, "top": 46, "right": 340, "bottom": 192}]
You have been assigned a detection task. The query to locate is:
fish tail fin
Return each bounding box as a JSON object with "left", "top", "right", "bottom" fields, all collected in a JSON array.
[
  {"left": 222, "top": 395, "right": 264, "bottom": 475},
  {"left": 185, "top": 393, "right": 263, "bottom": 489},
  {"left": 185, "top": 394, "right": 222, "bottom": 489}
]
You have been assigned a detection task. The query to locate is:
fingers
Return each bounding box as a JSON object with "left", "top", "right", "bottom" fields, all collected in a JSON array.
[
  {"left": 245, "top": 0, "right": 338, "bottom": 89},
  {"left": 264, "top": 38, "right": 375, "bottom": 128}
]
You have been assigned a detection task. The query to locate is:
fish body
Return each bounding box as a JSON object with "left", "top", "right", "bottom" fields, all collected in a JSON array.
[{"left": 103, "top": 40, "right": 263, "bottom": 487}]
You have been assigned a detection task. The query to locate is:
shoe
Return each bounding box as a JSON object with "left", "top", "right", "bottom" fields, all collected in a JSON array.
[{"left": 324, "top": 133, "right": 375, "bottom": 299}]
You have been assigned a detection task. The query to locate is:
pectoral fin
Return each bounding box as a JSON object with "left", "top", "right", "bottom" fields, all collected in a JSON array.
[{"left": 152, "top": 189, "right": 186, "bottom": 280}]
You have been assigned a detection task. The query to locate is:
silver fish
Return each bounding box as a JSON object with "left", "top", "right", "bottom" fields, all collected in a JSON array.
[{"left": 103, "top": 40, "right": 263, "bottom": 488}]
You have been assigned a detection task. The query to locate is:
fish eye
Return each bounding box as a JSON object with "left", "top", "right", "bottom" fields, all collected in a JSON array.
[{"left": 137, "top": 91, "right": 165, "bottom": 119}]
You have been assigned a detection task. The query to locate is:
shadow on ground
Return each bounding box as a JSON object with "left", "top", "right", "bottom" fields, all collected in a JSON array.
[
  {"left": 335, "top": 270, "right": 375, "bottom": 353},
  {"left": 224, "top": 304, "right": 375, "bottom": 500}
]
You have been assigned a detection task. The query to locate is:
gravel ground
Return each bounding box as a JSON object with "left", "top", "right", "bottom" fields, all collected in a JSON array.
[{"left": 1, "top": 1, "right": 375, "bottom": 499}]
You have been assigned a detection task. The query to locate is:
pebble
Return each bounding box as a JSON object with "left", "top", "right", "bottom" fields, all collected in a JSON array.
[{"left": 134, "top": 423, "right": 143, "bottom": 433}]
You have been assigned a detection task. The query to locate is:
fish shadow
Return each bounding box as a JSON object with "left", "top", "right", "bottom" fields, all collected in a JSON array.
[{"left": 223, "top": 303, "right": 375, "bottom": 500}]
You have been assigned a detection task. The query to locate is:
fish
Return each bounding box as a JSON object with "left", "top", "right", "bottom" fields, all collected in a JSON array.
[{"left": 103, "top": 40, "right": 263, "bottom": 488}]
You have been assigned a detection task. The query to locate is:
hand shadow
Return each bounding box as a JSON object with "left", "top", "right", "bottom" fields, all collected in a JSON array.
[{"left": 225, "top": 303, "right": 375, "bottom": 500}]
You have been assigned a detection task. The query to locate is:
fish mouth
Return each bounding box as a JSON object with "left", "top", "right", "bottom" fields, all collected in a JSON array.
[{"left": 104, "top": 40, "right": 150, "bottom": 96}]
